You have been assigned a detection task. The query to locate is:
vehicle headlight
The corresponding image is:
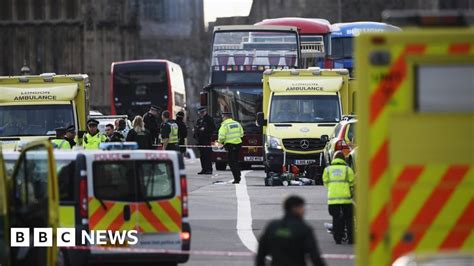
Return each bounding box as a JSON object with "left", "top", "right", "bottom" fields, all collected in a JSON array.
[{"left": 267, "top": 136, "right": 282, "bottom": 149}]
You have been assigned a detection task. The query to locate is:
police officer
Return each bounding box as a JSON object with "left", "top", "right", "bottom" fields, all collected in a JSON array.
[
  {"left": 143, "top": 105, "right": 162, "bottom": 144},
  {"left": 256, "top": 195, "right": 326, "bottom": 266},
  {"left": 160, "top": 110, "right": 179, "bottom": 151},
  {"left": 216, "top": 111, "right": 243, "bottom": 184},
  {"left": 176, "top": 111, "right": 188, "bottom": 155},
  {"left": 83, "top": 119, "right": 108, "bottom": 149},
  {"left": 194, "top": 106, "right": 216, "bottom": 175},
  {"left": 105, "top": 123, "right": 124, "bottom": 142},
  {"left": 322, "top": 151, "right": 355, "bottom": 244},
  {"left": 51, "top": 127, "right": 71, "bottom": 149},
  {"left": 64, "top": 125, "right": 77, "bottom": 148}
]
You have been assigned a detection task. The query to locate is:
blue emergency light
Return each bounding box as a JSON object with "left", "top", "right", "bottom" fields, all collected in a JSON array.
[{"left": 99, "top": 142, "right": 139, "bottom": 150}]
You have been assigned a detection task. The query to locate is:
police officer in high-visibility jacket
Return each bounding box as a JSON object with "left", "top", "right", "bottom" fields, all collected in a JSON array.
[
  {"left": 322, "top": 151, "right": 355, "bottom": 244},
  {"left": 216, "top": 111, "right": 244, "bottom": 184},
  {"left": 160, "top": 110, "right": 179, "bottom": 151},
  {"left": 51, "top": 127, "right": 71, "bottom": 149},
  {"left": 83, "top": 119, "right": 107, "bottom": 149}
]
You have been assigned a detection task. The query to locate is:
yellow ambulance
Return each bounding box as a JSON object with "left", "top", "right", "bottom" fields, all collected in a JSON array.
[
  {"left": 0, "top": 74, "right": 90, "bottom": 150},
  {"left": 355, "top": 10, "right": 474, "bottom": 266},
  {"left": 257, "top": 68, "right": 352, "bottom": 182}
]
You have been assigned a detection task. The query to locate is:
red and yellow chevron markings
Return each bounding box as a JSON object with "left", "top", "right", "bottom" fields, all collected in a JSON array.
[{"left": 88, "top": 197, "right": 182, "bottom": 233}]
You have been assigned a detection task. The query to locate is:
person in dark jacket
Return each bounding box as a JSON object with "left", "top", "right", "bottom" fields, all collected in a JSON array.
[
  {"left": 143, "top": 105, "right": 162, "bottom": 145},
  {"left": 126, "top": 115, "right": 153, "bottom": 149},
  {"left": 194, "top": 106, "right": 216, "bottom": 174},
  {"left": 105, "top": 124, "right": 124, "bottom": 142},
  {"left": 256, "top": 196, "right": 326, "bottom": 266},
  {"left": 176, "top": 111, "right": 188, "bottom": 155}
]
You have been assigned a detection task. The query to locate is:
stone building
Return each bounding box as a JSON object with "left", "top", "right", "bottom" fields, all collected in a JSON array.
[{"left": 0, "top": 0, "right": 204, "bottom": 112}]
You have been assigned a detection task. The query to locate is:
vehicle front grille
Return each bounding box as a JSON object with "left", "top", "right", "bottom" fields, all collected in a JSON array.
[{"left": 282, "top": 138, "right": 325, "bottom": 151}]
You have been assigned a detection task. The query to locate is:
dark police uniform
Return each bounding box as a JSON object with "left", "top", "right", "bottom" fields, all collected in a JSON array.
[
  {"left": 256, "top": 213, "right": 326, "bottom": 266},
  {"left": 176, "top": 111, "right": 188, "bottom": 155},
  {"left": 143, "top": 105, "right": 162, "bottom": 144},
  {"left": 64, "top": 125, "right": 76, "bottom": 148},
  {"left": 194, "top": 107, "right": 216, "bottom": 174}
]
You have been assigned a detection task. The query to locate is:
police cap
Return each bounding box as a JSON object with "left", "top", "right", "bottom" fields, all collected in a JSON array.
[
  {"left": 197, "top": 106, "right": 207, "bottom": 113},
  {"left": 54, "top": 127, "right": 66, "bottom": 133},
  {"left": 150, "top": 105, "right": 161, "bottom": 111},
  {"left": 65, "top": 125, "right": 75, "bottom": 133},
  {"left": 87, "top": 119, "right": 99, "bottom": 126},
  {"left": 221, "top": 111, "right": 232, "bottom": 116}
]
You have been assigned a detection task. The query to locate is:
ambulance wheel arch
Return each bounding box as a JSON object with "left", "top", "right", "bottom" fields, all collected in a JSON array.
[
  {"left": 355, "top": 29, "right": 474, "bottom": 266},
  {"left": 9, "top": 141, "right": 59, "bottom": 266}
]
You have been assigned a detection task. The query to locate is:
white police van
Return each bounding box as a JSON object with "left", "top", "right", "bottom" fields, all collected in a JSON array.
[{"left": 3, "top": 143, "right": 190, "bottom": 266}]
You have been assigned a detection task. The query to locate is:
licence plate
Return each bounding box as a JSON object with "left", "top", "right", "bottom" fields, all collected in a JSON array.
[
  {"left": 244, "top": 156, "right": 263, "bottom": 162},
  {"left": 294, "top": 159, "right": 316, "bottom": 165}
]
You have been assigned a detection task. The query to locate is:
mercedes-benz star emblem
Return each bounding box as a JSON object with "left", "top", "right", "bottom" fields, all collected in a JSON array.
[{"left": 300, "top": 139, "right": 310, "bottom": 149}]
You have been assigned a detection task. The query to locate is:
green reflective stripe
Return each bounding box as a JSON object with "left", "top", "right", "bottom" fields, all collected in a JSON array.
[
  {"left": 328, "top": 196, "right": 353, "bottom": 200},
  {"left": 326, "top": 180, "right": 350, "bottom": 183}
]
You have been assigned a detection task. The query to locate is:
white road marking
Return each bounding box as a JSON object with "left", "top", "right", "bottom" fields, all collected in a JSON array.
[{"left": 235, "top": 170, "right": 259, "bottom": 253}]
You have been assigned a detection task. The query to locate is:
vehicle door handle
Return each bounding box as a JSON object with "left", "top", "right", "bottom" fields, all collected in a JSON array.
[{"left": 123, "top": 205, "right": 131, "bottom": 221}]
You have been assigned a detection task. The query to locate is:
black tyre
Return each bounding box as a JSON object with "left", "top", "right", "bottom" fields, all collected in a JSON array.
[{"left": 215, "top": 162, "right": 227, "bottom": 170}]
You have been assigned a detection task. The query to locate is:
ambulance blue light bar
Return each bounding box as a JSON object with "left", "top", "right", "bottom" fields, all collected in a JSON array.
[{"left": 99, "top": 142, "right": 139, "bottom": 150}]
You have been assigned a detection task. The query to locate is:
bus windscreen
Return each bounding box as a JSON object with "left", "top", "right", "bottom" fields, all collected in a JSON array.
[
  {"left": 210, "top": 87, "right": 263, "bottom": 133},
  {"left": 113, "top": 62, "right": 169, "bottom": 117},
  {"left": 212, "top": 31, "right": 299, "bottom": 69}
]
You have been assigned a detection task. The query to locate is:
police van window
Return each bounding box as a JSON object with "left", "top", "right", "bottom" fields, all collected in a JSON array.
[
  {"left": 138, "top": 161, "right": 174, "bottom": 199},
  {"left": 416, "top": 65, "right": 474, "bottom": 112},
  {"left": 93, "top": 160, "right": 174, "bottom": 201},
  {"left": 57, "top": 160, "right": 75, "bottom": 202},
  {"left": 93, "top": 161, "right": 136, "bottom": 201},
  {"left": 0, "top": 104, "right": 74, "bottom": 137}
]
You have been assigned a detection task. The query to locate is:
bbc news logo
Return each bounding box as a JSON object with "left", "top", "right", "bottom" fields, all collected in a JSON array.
[{"left": 11, "top": 228, "right": 138, "bottom": 247}]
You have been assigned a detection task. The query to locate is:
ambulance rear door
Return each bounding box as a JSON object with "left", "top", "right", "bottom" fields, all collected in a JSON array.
[{"left": 9, "top": 141, "right": 59, "bottom": 266}]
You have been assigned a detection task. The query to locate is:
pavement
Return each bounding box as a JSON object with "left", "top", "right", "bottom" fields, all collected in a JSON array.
[{"left": 185, "top": 159, "right": 354, "bottom": 266}]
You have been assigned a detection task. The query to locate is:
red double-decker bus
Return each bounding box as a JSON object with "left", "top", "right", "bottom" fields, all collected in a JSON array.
[
  {"left": 256, "top": 17, "right": 332, "bottom": 68},
  {"left": 110, "top": 59, "right": 186, "bottom": 118},
  {"left": 201, "top": 25, "right": 300, "bottom": 170}
]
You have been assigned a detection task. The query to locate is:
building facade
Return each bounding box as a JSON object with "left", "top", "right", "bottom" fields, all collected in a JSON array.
[{"left": 0, "top": 0, "right": 204, "bottom": 112}]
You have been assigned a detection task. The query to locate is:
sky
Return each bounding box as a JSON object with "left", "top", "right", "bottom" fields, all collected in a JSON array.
[{"left": 204, "top": 0, "right": 253, "bottom": 24}]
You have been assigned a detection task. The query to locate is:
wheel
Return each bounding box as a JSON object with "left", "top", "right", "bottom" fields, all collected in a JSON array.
[
  {"left": 215, "top": 162, "right": 227, "bottom": 170},
  {"left": 265, "top": 178, "right": 272, "bottom": 186}
]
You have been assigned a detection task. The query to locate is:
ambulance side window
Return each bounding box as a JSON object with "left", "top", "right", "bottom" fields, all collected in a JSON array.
[{"left": 138, "top": 161, "right": 174, "bottom": 200}]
